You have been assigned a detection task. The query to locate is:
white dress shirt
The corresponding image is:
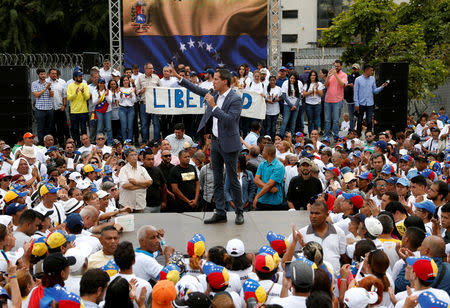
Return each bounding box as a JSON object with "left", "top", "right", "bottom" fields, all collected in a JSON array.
[{"left": 211, "top": 88, "right": 231, "bottom": 138}]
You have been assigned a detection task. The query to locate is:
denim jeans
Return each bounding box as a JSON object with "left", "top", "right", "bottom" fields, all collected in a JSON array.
[
  {"left": 35, "top": 109, "right": 54, "bottom": 144},
  {"left": 347, "top": 102, "right": 355, "bottom": 130},
  {"left": 357, "top": 105, "right": 374, "bottom": 133},
  {"left": 140, "top": 103, "right": 160, "bottom": 143},
  {"left": 324, "top": 100, "right": 343, "bottom": 138},
  {"left": 70, "top": 113, "right": 88, "bottom": 145},
  {"left": 119, "top": 106, "right": 135, "bottom": 141},
  {"left": 263, "top": 114, "right": 278, "bottom": 140},
  {"left": 279, "top": 105, "right": 299, "bottom": 137},
  {"left": 96, "top": 111, "right": 113, "bottom": 145},
  {"left": 295, "top": 107, "right": 305, "bottom": 134},
  {"left": 304, "top": 103, "right": 321, "bottom": 134}
]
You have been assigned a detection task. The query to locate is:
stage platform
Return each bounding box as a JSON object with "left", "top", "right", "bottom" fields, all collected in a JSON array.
[{"left": 120, "top": 211, "right": 310, "bottom": 253}]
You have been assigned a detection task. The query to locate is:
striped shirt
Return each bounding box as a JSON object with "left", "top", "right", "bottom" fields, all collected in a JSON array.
[{"left": 31, "top": 79, "right": 54, "bottom": 110}]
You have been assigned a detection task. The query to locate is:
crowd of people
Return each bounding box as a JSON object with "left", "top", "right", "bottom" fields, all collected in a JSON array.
[{"left": 0, "top": 58, "right": 448, "bottom": 307}]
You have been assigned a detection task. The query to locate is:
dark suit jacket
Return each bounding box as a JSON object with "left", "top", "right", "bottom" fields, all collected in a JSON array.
[{"left": 180, "top": 78, "right": 242, "bottom": 153}]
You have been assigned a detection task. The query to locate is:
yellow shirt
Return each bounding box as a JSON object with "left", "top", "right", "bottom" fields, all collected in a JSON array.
[
  {"left": 87, "top": 250, "right": 113, "bottom": 269},
  {"left": 67, "top": 82, "right": 90, "bottom": 114}
]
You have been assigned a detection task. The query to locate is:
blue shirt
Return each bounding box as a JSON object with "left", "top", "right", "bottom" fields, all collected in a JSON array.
[
  {"left": 276, "top": 77, "right": 288, "bottom": 87},
  {"left": 31, "top": 79, "right": 54, "bottom": 110},
  {"left": 353, "top": 75, "right": 383, "bottom": 107},
  {"left": 255, "top": 158, "right": 285, "bottom": 205},
  {"left": 243, "top": 131, "right": 259, "bottom": 149}
]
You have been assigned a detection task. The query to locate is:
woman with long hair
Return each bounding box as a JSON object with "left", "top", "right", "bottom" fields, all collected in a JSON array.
[
  {"left": 118, "top": 76, "right": 136, "bottom": 141},
  {"left": 279, "top": 74, "right": 303, "bottom": 137},
  {"left": 92, "top": 77, "right": 113, "bottom": 145},
  {"left": 108, "top": 79, "right": 122, "bottom": 140},
  {"left": 303, "top": 70, "right": 324, "bottom": 134},
  {"left": 237, "top": 64, "right": 248, "bottom": 89},
  {"left": 104, "top": 276, "right": 146, "bottom": 308},
  {"left": 361, "top": 249, "right": 393, "bottom": 307},
  {"left": 264, "top": 75, "right": 282, "bottom": 140},
  {"left": 225, "top": 153, "right": 255, "bottom": 211}
]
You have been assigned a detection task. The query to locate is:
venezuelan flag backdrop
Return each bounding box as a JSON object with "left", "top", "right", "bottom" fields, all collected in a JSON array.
[{"left": 122, "top": 0, "right": 268, "bottom": 73}]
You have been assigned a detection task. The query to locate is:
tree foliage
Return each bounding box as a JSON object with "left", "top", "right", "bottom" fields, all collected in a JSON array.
[
  {"left": 320, "top": 0, "right": 450, "bottom": 100},
  {"left": 0, "top": 0, "right": 109, "bottom": 54}
]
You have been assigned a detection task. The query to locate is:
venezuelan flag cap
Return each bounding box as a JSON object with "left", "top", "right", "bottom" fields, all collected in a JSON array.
[
  {"left": 159, "top": 264, "right": 181, "bottom": 284},
  {"left": 406, "top": 256, "right": 438, "bottom": 283},
  {"left": 243, "top": 279, "right": 267, "bottom": 303},
  {"left": 202, "top": 261, "right": 229, "bottom": 289},
  {"left": 258, "top": 245, "right": 280, "bottom": 267},
  {"left": 266, "top": 231, "right": 289, "bottom": 255},
  {"left": 187, "top": 233, "right": 206, "bottom": 257},
  {"left": 254, "top": 253, "right": 275, "bottom": 273},
  {"left": 31, "top": 236, "right": 48, "bottom": 257}
]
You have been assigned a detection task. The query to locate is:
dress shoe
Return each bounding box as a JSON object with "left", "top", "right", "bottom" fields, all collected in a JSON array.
[
  {"left": 204, "top": 213, "right": 227, "bottom": 224},
  {"left": 235, "top": 212, "right": 244, "bottom": 225}
]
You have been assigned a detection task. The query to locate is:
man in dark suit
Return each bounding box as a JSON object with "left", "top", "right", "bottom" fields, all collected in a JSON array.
[{"left": 171, "top": 64, "right": 244, "bottom": 224}]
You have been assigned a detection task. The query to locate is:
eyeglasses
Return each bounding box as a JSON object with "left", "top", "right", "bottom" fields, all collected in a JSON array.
[
  {"left": 162, "top": 154, "right": 171, "bottom": 158},
  {"left": 110, "top": 188, "right": 118, "bottom": 191},
  {"left": 90, "top": 161, "right": 98, "bottom": 164},
  {"left": 97, "top": 138, "right": 105, "bottom": 141}
]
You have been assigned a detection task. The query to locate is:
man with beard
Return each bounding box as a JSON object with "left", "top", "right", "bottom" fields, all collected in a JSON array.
[
  {"left": 427, "top": 180, "right": 448, "bottom": 220},
  {"left": 286, "top": 158, "right": 323, "bottom": 210}
]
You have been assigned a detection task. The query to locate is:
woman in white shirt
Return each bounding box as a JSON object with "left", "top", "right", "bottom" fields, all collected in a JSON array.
[
  {"left": 264, "top": 76, "right": 282, "bottom": 140},
  {"left": 279, "top": 74, "right": 303, "bottom": 137},
  {"left": 92, "top": 78, "right": 113, "bottom": 145},
  {"left": 241, "top": 70, "right": 265, "bottom": 137},
  {"left": 108, "top": 79, "right": 121, "bottom": 140},
  {"left": 118, "top": 76, "right": 136, "bottom": 141},
  {"left": 237, "top": 65, "right": 248, "bottom": 89},
  {"left": 303, "top": 70, "right": 324, "bottom": 135}
]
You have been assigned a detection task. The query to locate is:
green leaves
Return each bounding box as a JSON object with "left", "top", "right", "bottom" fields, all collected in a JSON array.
[{"left": 320, "top": 0, "right": 450, "bottom": 100}]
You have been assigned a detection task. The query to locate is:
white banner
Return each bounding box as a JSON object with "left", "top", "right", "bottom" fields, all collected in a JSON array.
[{"left": 145, "top": 87, "right": 266, "bottom": 119}]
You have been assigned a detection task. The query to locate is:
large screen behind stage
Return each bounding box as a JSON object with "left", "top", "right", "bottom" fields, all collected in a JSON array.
[{"left": 122, "top": 0, "right": 268, "bottom": 72}]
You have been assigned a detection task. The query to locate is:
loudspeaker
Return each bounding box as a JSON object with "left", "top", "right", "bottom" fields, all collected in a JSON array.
[
  {"left": 0, "top": 66, "right": 30, "bottom": 99},
  {"left": 83, "top": 52, "right": 102, "bottom": 72},
  {"left": 373, "top": 62, "right": 409, "bottom": 134}
]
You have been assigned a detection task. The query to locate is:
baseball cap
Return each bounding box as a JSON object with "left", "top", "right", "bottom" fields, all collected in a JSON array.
[
  {"left": 97, "top": 190, "right": 109, "bottom": 199},
  {"left": 45, "top": 146, "right": 59, "bottom": 155},
  {"left": 63, "top": 198, "right": 84, "bottom": 215},
  {"left": 295, "top": 132, "right": 304, "bottom": 137},
  {"left": 266, "top": 231, "right": 289, "bottom": 255},
  {"left": 21, "top": 146, "right": 35, "bottom": 159},
  {"left": 386, "top": 176, "right": 399, "bottom": 184},
  {"left": 243, "top": 279, "right": 267, "bottom": 304},
  {"left": 358, "top": 172, "right": 373, "bottom": 181},
  {"left": 429, "top": 161, "right": 442, "bottom": 175},
  {"left": 159, "top": 264, "right": 181, "bottom": 284},
  {"left": 204, "top": 68, "right": 215, "bottom": 75},
  {"left": 89, "top": 182, "right": 98, "bottom": 193},
  {"left": 291, "top": 258, "right": 315, "bottom": 289},
  {"left": 343, "top": 172, "right": 357, "bottom": 183},
  {"left": 279, "top": 66, "right": 287, "bottom": 71},
  {"left": 406, "top": 169, "right": 420, "bottom": 179},
  {"left": 43, "top": 252, "right": 76, "bottom": 276},
  {"left": 351, "top": 63, "right": 360, "bottom": 70},
  {"left": 83, "top": 164, "right": 101, "bottom": 173},
  {"left": 187, "top": 233, "right": 206, "bottom": 258},
  {"left": 364, "top": 217, "right": 383, "bottom": 237},
  {"left": 202, "top": 261, "right": 230, "bottom": 289},
  {"left": 5, "top": 203, "right": 27, "bottom": 215},
  {"left": 190, "top": 71, "right": 198, "bottom": 77},
  {"left": 73, "top": 70, "right": 83, "bottom": 77},
  {"left": 260, "top": 68, "right": 270, "bottom": 75},
  {"left": 226, "top": 239, "right": 245, "bottom": 257},
  {"left": 375, "top": 140, "right": 387, "bottom": 150},
  {"left": 414, "top": 200, "right": 436, "bottom": 215},
  {"left": 421, "top": 169, "right": 436, "bottom": 181},
  {"left": 304, "top": 65, "right": 311, "bottom": 70},
  {"left": 64, "top": 242, "right": 92, "bottom": 273},
  {"left": 344, "top": 287, "right": 378, "bottom": 308},
  {"left": 418, "top": 291, "right": 449, "bottom": 308},
  {"left": 111, "top": 70, "right": 120, "bottom": 77},
  {"left": 103, "top": 165, "right": 113, "bottom": 174},
  {"left": 68, "top": 172, "right": 82, "bottom": 182},
  {"left": 46, "top": 230, "right": 76, "bottom": 249},
  {"left": 258, "top": 245, "right": 280, "bottom": 267},
  {"left": 294, "top": 142, "right": 302, "bottom": 148},
  {"left": 326, "top": 167, "right": 340, "bottom": 177},
  {"left": 322, "top": 136, "right": 331, "bottom": 143},
  {"left": 396, "top": 177, "right": 410, "bottom": 187},
  {"left": 1, "top": 144, "right": 10, "bottom": 150},
  {"left": 406, "top": 256, "right": 438, "bottom": 283},
  {"left": 31, "top": 236, "right": 48, "bottom": 257},
  {"left": 254, "top": 253, "right": 275, "bottom": 273},
  {"left": 172, "top": 292, "right": 211, "bottom": 308},
  {"left": 296, "top": 157, "right": 311, "bottom": 166},
  {"left": 341, "top": 193, "right": 363, "bottom": 209},
  {"left": 97, "top": 77, "right": 106, "bottom": 84},
  {"left": 381, "top": 164, "right": 395, "bottom": 175},
  {"left": 65, "top": 213, "right": 84, "bottom": 232},
  {"left": 4, "top": 188, "right": 27, "bottom": 203},
  {"left": 300, "top": 150, "right": 313, "bottom": 158},
  {"left": 416, "top": 154, "right": 427, "bottom": 162},
  {"left": 40, "top": 183, "right": 61, "bottom": 197},
  {"left": 400, "top": 155, "right": 413, "bottom": 162},
  {"left": 0, "top": 215, "right": 12, "bottom": 227},
  {"left": 76, "top": 179, "right": 91, "bottom": 190},
  {"left": 23, "top": 132, "right": 35, "bottom": 139}
]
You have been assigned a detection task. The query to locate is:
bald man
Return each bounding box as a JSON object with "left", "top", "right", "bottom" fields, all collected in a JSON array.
[{"left": 418, "top": 236, "right": 450, "bottom": 294}]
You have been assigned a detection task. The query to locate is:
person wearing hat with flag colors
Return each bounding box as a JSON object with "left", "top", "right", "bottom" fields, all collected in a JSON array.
[
  {"left": 82, "top": 164, "right": 102, "bottom": 192},
  {"left": 241, "top": 278, "right": 267, "bottom": 305},
  {"left": 392, "top": 256, "right": 450, "bottom": 308},
  {"left": 250, "top": 252, "right": 282, "bottom": 302},
  {"left": 184, "top": 233, "right": 206, "bottom": 276},
  {"left": 203, "top": 261, "right": 243, "bottom": 307},
  {"left": 34, "top": 183, "right": 65, "bottom": 227}
]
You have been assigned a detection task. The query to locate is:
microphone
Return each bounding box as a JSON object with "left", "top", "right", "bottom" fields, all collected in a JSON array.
[{"left": 208, "top": 88, "right": 214, "bottom": 95}]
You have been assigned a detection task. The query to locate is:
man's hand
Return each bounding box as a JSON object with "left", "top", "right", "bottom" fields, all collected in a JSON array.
[
  {"left": 80, "top": 87, "right": 84, "bottom": 93},
  {"left": 270, "top": 186, "right": 279, "bottom": 193},
  {"left": 205, "top": 93, "right": 216, "bottom": 108},
  {"left": 129, "top": 178, "right": 137, "bottom": 185},
  {"left": 355, "top": 106, "right": 359, "bottom": 113},
  {"left": 252, "top": 197, "right": 258, "bottom": 209},
  {"left": 164, "top": 245, "right": 175, "bottom": 257},
  {"left": 170, "top": 62, "right": 182, "bottom": 80},
  {"left": 188, "top": 200, "right": 196, "bottom": 208},
  {"left": 398, "top": 247, "right": 414, "bottom": 261},
  {"left": 381, "top": 82, "right": 389, "bottom": 88},
  {"left": 340, "top": 264, "right": 351, "bottom": 280},
  {"left": 120, "top": 206, "right": 133, "bottom": 214},
  {"left": 290, "top": 106, "right": 296, "bottom": 111},
  {"left": 292, "top": 224, "right": 305, "bottom": 247}
]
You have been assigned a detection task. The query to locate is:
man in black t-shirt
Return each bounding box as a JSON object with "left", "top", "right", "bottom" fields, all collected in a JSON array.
[
  {"left": 169, "top": 150, "right": 199, "bottom": 212},
  {"left": 157, "top": 149, "right": 176, "bottom": 210},
  {"left": 287, "top": 158, "right": 323, "bottom": 210},
  {"left": 143, "top": 151, "right": 168, "bottom": 213}
]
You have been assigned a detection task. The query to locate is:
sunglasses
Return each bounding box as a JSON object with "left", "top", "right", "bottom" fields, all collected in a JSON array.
[
  {"left": 110, "top": 188, "right": 118, "bottom": 191},
  {"left": 97, "top": 138, "right": 105, "bottom": 141},
  {"left": 162, "top": 154, "right": 171, "bottom": 158},
  {"left": 90, "top": 161, "right": 99, "bottom": 164}
]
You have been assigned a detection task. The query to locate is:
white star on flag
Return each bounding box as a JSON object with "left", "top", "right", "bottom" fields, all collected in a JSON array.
[
  {"left": 206, "top": 43, "right": 213, "bottom": 52},
  {"left": 197, "top": 41, "right": 205, "bottom": 48},
  {"left": 180, "top": 42, "right": 186, "bottom": 52},
  {"left": 187, "top": 38, "right": 195, "bottom": 48},
  {"left": 213, "top": 52, "right": 221, "bottom": 61},
  {"left": 218, "top": 61, "right": 225, "bottom": 67}
]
